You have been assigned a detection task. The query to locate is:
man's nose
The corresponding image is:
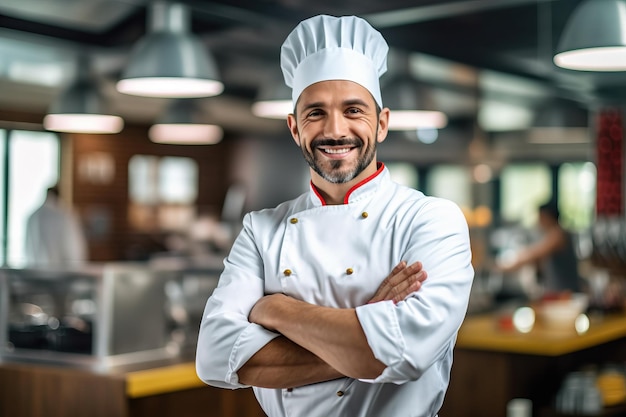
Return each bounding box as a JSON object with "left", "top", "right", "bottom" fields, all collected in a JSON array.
[{"left": 323, "top": 111, "right": 349, "bottom": 138}]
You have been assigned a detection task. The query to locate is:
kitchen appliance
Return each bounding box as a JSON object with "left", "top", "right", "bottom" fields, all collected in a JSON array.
[{"left": 0, "top": 262, "right": 219, "bottom": 369}]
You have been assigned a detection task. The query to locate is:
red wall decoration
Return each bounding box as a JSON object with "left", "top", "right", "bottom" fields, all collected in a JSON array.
[{"left": 596, "top": 108, "right": 623, "bottom": 216}]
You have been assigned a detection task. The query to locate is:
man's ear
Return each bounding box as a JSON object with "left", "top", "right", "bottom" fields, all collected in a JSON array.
[
  {"left": 287, "top": 113, "right": 300, "bottom": 146},
  {"left": 377, "top": 108, "right": 390, "bottom": 143}
]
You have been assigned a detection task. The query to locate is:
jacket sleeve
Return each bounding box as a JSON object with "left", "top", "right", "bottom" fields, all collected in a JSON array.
[
  {"left": 355, "top": 198, "right": 474, "bottom": 384},
  {"left": 196, "top": 213, "right": 280, "bottom": 389}
]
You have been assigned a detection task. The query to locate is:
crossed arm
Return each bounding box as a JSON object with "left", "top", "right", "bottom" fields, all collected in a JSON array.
[{"left": 238, "top": 260, "right": 427, "bottom": 388}]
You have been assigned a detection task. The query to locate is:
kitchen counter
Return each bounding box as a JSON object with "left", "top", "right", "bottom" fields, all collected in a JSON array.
[
  {"left": 6, "top": 313, "right": 626, "bottom": 417},
  {"left": 0, "top": 357, "right": 266, "bottom": 417},
  {"left": 440, "top": 312, "right": 626, "bottom": 417},
  {"left": 456, "top": 312, "right": 626, "bottom": 356},
  {"left": 124, "top": 362, "right": 205, "bottom": 398}
]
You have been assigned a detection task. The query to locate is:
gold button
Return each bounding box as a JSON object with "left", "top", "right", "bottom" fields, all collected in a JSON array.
[
  {"left": 290, "top": 217, "right": 298, "bottom": 224},
  {"left": 336, "top": 391, "right": 344, "bottom": 397},
  {"left": 283, "top": 269, "right": 292, "bottom": 277},
  {"left": 346, "top": 268, "right": 354, "bottom": 275},
  {"left": 361, "top": 212, "right": 368, "bottom": 218}
]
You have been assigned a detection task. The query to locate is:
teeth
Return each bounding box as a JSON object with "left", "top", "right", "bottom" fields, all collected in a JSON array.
[{"left": 323, "top": 148, "right": 351, "bottom": 154}]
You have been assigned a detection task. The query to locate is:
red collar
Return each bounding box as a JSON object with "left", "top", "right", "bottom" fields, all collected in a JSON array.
[{"left": 311, "top": 162, "right": 385, "bottom": 206}]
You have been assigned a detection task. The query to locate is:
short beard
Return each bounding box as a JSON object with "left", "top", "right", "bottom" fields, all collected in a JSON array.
[{"left": 301, "top": 137, "right": 377, "bottom": 184}]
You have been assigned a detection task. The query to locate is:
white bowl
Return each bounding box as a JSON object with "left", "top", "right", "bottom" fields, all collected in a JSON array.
[{"left": 538, "top": 293, "right": 589, "bottom": 329}]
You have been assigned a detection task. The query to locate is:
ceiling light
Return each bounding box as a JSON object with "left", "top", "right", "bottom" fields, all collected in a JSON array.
[
  {"left": 478, "top": 101, "right": 533, "bottom": 132},
  {"left": 44, "top": 59, "right": 124, "bottom": 134},
  {"left": 382, "top": 51, "right": 447, "bottom": 130},
  {"left": 554, "top": 0, "right": 626, "bottom": 71},
  {"left": 251, "top": 75, "right": 292, "bottom": 119},
  {"left": 117, "top": 2, "right": 223, "bottom": 98},
  {"left": 383, "top": 75, "right": 448, "bottom": 129},
  {"left": 149, "top": 99, "right": 223, "bottom": 145},
  {"left": 528, "top": 100, "right": 589, "bottom": 143}
]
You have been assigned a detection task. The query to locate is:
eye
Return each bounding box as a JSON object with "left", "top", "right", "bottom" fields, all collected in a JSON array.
[
  {"left": 306, "top": 109, "right": 324, "bottom": 118},
  {"left": 346, "top": 107, "right": 363, "bottom": 115}
]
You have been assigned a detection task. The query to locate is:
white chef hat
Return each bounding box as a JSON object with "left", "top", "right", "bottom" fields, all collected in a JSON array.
[{"left": 280, "top": 15, "right": 389, "bottom": 108}]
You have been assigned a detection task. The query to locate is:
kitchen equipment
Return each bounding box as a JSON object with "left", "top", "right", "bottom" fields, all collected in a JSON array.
[{"left": 0, "top": 262, "right": 219, "bottom": 369}]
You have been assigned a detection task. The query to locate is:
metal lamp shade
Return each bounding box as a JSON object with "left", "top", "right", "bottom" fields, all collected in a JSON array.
[
  {"left": 533, "top": 101, "right": 588, "bottom": 128},
  {"left": 44, "top": 81, "right": 124, "bottom": 134},
  {"left": 117, "top": 2, "right": 224, "bottom": 98},
  {"left": 251, "top": 75, "right": 292, "bottom": 119},
  {"left": 528, "top": 100, "right": 590, "bottom": 144},
  {"left": 383, "top": 75, "right": 447, "bottom": 130},
  {"left": 554, "top": 0, "right": 626, "bottom": 71},
  {"left": 149, "top": 99, "right": 223, "bottom": 144}
]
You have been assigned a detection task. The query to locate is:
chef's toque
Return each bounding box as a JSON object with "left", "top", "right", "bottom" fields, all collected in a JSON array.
[{"left": 280, "top": 15, "right": 389, "bottom": 108}]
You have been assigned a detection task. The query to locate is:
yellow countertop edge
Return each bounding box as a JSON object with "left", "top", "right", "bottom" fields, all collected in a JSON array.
[
  {"left": 456, "top": 314, "right": 626, "bottom": 356},
  {"left": 125, "top": 362, "right": 206, "bottom": 398}
]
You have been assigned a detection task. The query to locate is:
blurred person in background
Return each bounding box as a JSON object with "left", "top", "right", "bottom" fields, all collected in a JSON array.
[
  {"left": 497, "top": 200, "right": 582, "bottom": 294},
  {"left": 24, "top": 185, "right": 87, "bottom": 268}
]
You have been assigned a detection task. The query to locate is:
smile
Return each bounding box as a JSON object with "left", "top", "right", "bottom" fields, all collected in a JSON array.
[{"left": 322, "top": 148, "right": 352, "bottom": 154}]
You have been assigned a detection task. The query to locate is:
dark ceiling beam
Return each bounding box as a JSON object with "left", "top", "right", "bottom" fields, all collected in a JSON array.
[{"left": 364, "top": 0, "right": 559, "bottom": 28}]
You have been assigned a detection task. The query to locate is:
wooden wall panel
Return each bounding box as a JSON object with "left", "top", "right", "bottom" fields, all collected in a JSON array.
[
  {"left": 68, "top": 124, "right": 236, "bottom": 262},
  {"left": 128, "top": 386, "right": 266, "bottom": 417}
]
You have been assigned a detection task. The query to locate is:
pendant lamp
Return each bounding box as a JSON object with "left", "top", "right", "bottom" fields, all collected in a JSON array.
[
  {"left": 554, "top": 0, "right": 626, "bottom": 71},
  {"left": 44, "top": 57, "right": 124, "bottom": 134},
  {"left": 533, "top": 100, "right": 588, "bottom": 128},
  {"left": 149, "top": 99, "right": 223, "bottom": 144},
  {"left": 382, "top": 51, "right": 447, "bottom": 130},
  {"left": 117, "top": 2, "right": 223, "bottom": 98},
  {"left": 528, "top": 99, "right": 589, "bottom": 143},
  {"left": 251, "top": 73, "right": 292, "bottom": 119}
]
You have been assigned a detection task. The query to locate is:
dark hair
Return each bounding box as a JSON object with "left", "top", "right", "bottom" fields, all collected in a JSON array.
[{"left": 539, "top": 201, "right": 560, "bottom": 221}]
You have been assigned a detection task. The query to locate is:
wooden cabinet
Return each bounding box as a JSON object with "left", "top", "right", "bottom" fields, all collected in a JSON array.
[
  {"left": 439, "top": 314, "right": 626, "bottom": 417},
  {"left": 0, "top": 361, "right": 266, "bottom": 417}
]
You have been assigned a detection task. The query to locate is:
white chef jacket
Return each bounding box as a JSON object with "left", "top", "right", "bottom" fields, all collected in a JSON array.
[
  {"left": 24, "top": 196, "right": 87, "bottom": 267},
  {"left": 196, "top": 163, "right": 474, "bottom": 417}
]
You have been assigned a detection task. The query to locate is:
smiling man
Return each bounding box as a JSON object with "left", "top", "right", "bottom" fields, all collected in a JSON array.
[{"left": 196, "top": 15, "right": 474, "bottom": 417}]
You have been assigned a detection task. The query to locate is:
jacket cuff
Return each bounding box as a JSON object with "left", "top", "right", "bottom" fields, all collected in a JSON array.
[
  {"left": 227, "top": 322, "right": 281, "bottom": 386},
  {"left": 355, "top": 300, "right": 405, "bottom": 379}
]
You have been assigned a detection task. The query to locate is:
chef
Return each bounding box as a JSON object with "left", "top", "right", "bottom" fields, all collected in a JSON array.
[{"left": 196, "top": 14, "right": 474, "bottom": 417}]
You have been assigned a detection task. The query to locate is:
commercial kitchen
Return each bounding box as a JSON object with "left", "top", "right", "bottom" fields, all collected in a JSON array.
[{"left": 0, "top": 1, "right": 625, "bottom": 416}]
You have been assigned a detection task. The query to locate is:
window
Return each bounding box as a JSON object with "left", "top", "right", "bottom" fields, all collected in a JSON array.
[
  {"left": 0, "top": 130, "right": 5, "bottom": 265},
  {"left": 500, "top": 164, "right": 551, "bottom": 227},
  {"left": 6, "top": 130, "right": 60, "bottom": 267},
  {"left": 427, "top": 164, "right": 472, "bottom": 209},
  {"left": 128, "top": 155, "right": 198, "bottom": 232},
  {"left": 558, "top": 162, "right": 596, "bottom": 230},
  {"left": 129, "top": 155, "right": 159, "bottom": 204},
  {"left": 158, "top": 157, "right": 198, "bottom": 204},
  {"left": 386, "top": 162, "right": 419, "bottom": 189}
]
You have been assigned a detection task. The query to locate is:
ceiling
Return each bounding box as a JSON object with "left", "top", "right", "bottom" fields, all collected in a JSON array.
[{"left": 0, "top": 0, "right": 623, "bottom": 136}]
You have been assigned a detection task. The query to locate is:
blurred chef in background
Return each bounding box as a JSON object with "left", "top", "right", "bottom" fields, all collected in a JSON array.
[
  {"left": 24, "top": 185, "right": 87, "bottom": 268},
  {"left": 497, "top": 200, "right": 582, "bottom": 295}
]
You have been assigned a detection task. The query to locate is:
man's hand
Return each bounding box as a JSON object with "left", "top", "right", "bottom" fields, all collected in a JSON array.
[{"left": 368, "top": 261, "right": 427, "bottom": 304}]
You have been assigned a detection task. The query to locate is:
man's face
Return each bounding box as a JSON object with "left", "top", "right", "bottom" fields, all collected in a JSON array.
[{"left": 287, "top": 80, "right": 389, "bottom": 184}]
